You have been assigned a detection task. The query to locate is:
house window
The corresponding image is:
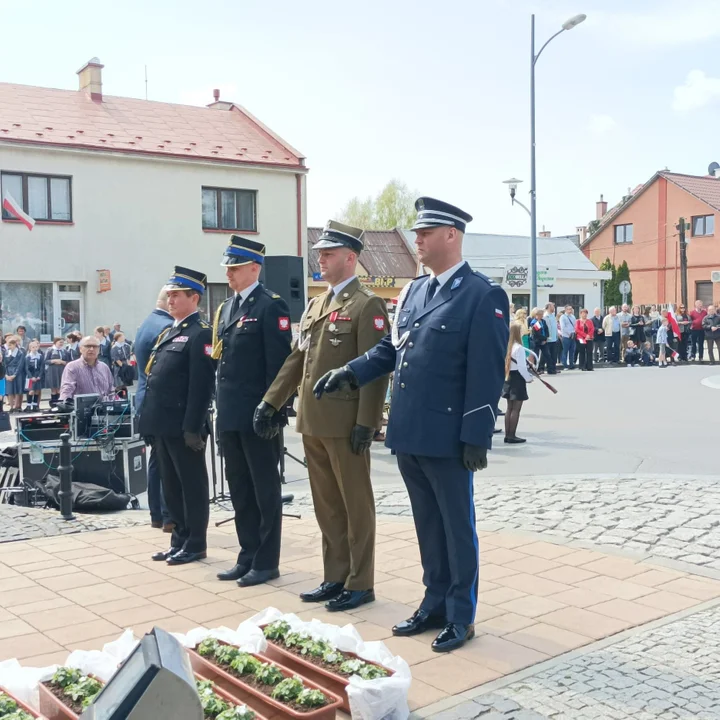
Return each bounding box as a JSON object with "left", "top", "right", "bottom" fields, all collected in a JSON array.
[
  {"left": 1, "top": 172, "right": 72, "bottom": 222},
  {"left": 198, "top": 282, "right": 232, "bottom": 322},
  {"left": 614, "top": 224, "right": 633, "bottom": 244},
  {"left": 202, "top": 187, "right": 256, "bottom": 231},
  {"left": 692, "top": 215, "right": 714, "bottom": 237}
]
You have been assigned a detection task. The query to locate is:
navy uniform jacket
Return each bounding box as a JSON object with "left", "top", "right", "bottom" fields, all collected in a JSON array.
[
  {"left": 213, "top": 283, "right": 292, "bottom": 433},
  {"left": 349, "top": 263, "right": 509, "bottom": 457},
  {"left": 138, "top": 312, "right": 216, "bottom": 437},
  {"left": 134, "top": 308, "right": 174, "bottom": 413}
]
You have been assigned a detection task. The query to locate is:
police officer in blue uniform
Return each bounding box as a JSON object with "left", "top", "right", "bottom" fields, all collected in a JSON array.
[
  {"left": 314, "top": 197, "right": 510, "bottom": 652},
  {"left": 212, "top": 236, "right": 293, "bottom": 586}
]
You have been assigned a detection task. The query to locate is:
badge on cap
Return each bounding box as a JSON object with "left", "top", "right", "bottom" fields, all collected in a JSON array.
[
  {"left": 374, "top": 317, "right": 385, "bottom": 331},
  {"left": 278, "top": 317, "right": 290, "bottom": 331}
]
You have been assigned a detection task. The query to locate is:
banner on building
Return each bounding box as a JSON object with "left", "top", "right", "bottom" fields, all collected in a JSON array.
[
  {"left": 503, "top": 265, "right": 556, "bottom": 289},
  {"left": 96, "top": 269, "right": 112, "bottom": 293}
]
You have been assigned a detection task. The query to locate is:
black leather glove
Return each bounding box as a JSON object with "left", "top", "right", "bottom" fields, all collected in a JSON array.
[
  {"left": 462, "top": 443, "right": 488, "bottom": 472},
  {"left": 183, "top": 431, "right": 206, "bottom": 452},
  {"left": 253, "top": 401, "right": 280, "bottom": 440},
  {"left": 350, "top": 424, "right": 375, "bottom": 455},
  {"left": 313, "top": 365, "right": 359, "bottom": 399}
]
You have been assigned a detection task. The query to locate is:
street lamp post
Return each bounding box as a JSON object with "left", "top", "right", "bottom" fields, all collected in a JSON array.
[{"left": 529, "top": 12, "right": 586, "bottom": 308}]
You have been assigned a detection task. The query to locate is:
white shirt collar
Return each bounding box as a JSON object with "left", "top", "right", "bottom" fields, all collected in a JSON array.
[
  {"left": 431, "top": 260, "right": 467, "bottom": 290},
  {"left": 330, "top": 275, "right": 356, "bottom": 297},
  {"left": 172, "top": 311, "right": 198, "bottom": 328},
  {"left": 236, "top": 281, "right": 260, "bottom": 305}
]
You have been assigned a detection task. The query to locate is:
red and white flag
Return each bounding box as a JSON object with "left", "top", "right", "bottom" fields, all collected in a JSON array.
[
  {"left": 666, "top": 303, "right": 682, "bottom": 340},
  {"left": 2, "top": 191, "right": 35, "bottom": 230}
]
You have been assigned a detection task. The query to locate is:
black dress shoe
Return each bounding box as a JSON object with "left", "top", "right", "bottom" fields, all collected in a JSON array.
[
  {"left": 166, "top": 549, "right": 207, "bottom": 565},
  {"left": 217, "top": 564, "right": 250, "bottom": 581},
  {"left": 150, "top": 520, "right": 163, "bottom": 529},
  {"left": 504, "top": 436, "right": 526, "bottom": 444},
  {"left": 238, "top": 568, "right": 280, "bottom": 587},
  {"left": 152, "top": 547, "right": 181, "bottom": 561},
  {"left": 392, "top": 609, "right": 447, "bottom": 637},
  {"left": 299, "top": 582, "right": 344, "bottom": 603},
  {"left": 325, "top": 589, "right": 375, "bottom": 612},
  {"left": 432, "top": 623, "right": 475, "bottom": 652}
]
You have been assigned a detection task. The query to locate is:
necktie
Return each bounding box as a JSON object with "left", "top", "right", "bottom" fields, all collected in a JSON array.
[
  {"left": 425, "top": 277, "right": 439, "bottom": 307},
  {"left": 321, "top": 290, "right": 334, "bottom": 313},
  {"left": 231, "top": 293, "right": 242, "bottom": 317}
]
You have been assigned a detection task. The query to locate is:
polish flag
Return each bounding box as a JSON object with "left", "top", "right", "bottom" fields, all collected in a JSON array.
[
  {"left": 2, "top": 191, "right": 35, "bottom": 230},
  {"left": 666, "top": 304, "right": 682, "bottom": 341}
]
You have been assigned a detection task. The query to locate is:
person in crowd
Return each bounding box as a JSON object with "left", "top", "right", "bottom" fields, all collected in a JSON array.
[
  {"left": 542, "top": 302, "right": 559, "bottom": 374},
  {"left": 629, "top": 305, "right": 646, "bottom": 348},
  {"left": 23, "top": 339, "right": 44, "bottom": 411},
  {"left": 4, "top": 336, "right": 25, "bottom": 413},
  {"left": 529, "top": 308, "right": 549, "bottom": 373},
  {"left": 111, "top": 331, "right": 133, "bottom": 398},
  {"left": 134, "top": 289, "right": 174, "bottom": 531},
  {"left": 0, "top": 338, "right": 5, "bottom": 413},
  {"left": 656, "top": 318, "right": 672, "bottom": 368},
  {"left": 559, "top": 305, "right": 576, "bottom": 369},
  {"left": 44, "top": 337, "right": 67, "bottom": 405},
  {"left": 690, "top": 300, "right": 707, "bottom": 361},
  {"left": 59, "top": 336, "right": 115, "bottom": 402},
  {"left": 65, "top": 332, "right": 81, "bottom": 360},
  {"left": 109, "top": 322, "right": 121, "bottom": 341},
  {"left": 703, "top": 305, "right": 720, "bottom": 364},
  {"left": 676, "top": 304, "right": 691, "bottom": 361},
  {"left": 603, "top": 306, "right": 621, "bottom": 364},
  {"left": 502, "top": 322, "right": 533, "bottom": 444},
  {"left": 95, "top": 326, "right": 112, "bottom": 367},
  {"left": 591, "top": 307, "right": 605, "bottom": 363},
  {"left": 618, "top": 303, "right": 632, "bottom": 357},
  {"left": 514, "top": 308, "right": 530, "bottom": 349},
  {"left": 575, "top": 308, "right": 595, "bottom": 371},
  {"left": 139, "top": 267, "right": 216, "bottom": 567},
  {"left": 660, "top": 309, "right": 679, "bottom": 357},
  {"left": 641, "top": 341, "right": 656, "bottom": 366},
  {"left": 649, "top": 304, "right": 661, "bottom": 325},
  {"left": 15, "top": 325, "right": 28, "bottom": 350},
  {"left": 213, "top": 236, "right": 293, "bottom": 587},
  {"left": 309, "top": 198, "right": 508, "bottom": 651},
  {"left": 624, "top": 340, "right": 641, "bottom": 366}
]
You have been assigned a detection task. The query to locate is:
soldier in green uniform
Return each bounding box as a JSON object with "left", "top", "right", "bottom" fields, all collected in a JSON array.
[{"left": 254, "top": 221, "right": 388, "bottom": 611}]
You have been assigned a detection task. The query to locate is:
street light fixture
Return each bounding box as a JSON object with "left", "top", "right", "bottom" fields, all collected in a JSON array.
[
  {"left": 503, "top": 178, "right": 530, "bottom": 216},
  {"left": 529, "top": 12, "right": 586, "bottom": 307}
]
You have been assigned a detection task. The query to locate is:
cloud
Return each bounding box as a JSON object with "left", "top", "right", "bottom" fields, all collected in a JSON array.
[
  {"left": 588, "top": 114, "right": 617, "bottom": 135},
  {"left": 673, "top": 70, "right": 720, "bottom": 113}
]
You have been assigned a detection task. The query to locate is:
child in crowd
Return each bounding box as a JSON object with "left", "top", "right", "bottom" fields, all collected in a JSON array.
[
  {"left": 502, "top": 322, "right": 534, "bottom": 444},
  {"left": 656, "top": 318, "right": 672, "bottom": 367},
  {"left": 624, "top": 340, "right": 641, "bottom": 366},
  {"left": 641, "top": 341, "right": 656, "bottom": 366}
]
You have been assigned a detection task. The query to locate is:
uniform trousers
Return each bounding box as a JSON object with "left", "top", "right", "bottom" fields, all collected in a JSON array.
[
  {"left": 221, "top": 430, "right": 282, "bottom": 571},
  {"left": 302, "top": 435, "right": 375, "bottom": 590},
  {"left": 396, "top": 453, "right": 478, "bottom": 626},
  {"left": 153, "top": 435, "right": 209, "bottom": 553}
]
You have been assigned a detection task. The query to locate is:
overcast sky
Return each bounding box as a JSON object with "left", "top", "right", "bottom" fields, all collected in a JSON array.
[{"left": 1, "top": 0, "right": 719, "bottom": 236}]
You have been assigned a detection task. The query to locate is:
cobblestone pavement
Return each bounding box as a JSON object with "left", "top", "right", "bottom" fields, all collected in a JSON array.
[
  {"left": 428, "top": 604, "right": 720, "bottom": 719},
  {"left": 294, "top": 475, "right": 720, "bottom": 573}
]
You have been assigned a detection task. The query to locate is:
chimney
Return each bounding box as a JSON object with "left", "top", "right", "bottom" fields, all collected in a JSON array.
[
  {"left": 596, "top": 194, "right": 608, "bottom": 220},
  {"left": 77, "top": 57, "right": 104, "bottom": 102},
  {"left": 576, "top": 225, "right": 588, "bottom": 245},
  {"left": 207, "top": 88, "right": 235, "bottom": 110},
  {"left": 538, "top": 227, "right": 551, "bottom": 238}
]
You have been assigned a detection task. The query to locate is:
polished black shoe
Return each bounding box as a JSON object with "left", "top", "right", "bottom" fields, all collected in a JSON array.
[
  {"left": 493, "top": 428, "right": 502, "bottom": 434},
  {"left": 325, "top": 589, "right": 375, "bottom": 612},
  {"left": 392, "top": 609, "right": 447, "bottom": 637},
  {"left": 217, "top": 564, "right": 250, "bottom": 581},
  {"left": 299, "top": 582, "right": 345, "bottom": 603},
  {"left": 150, "top": 520, "right": 163, "bottom": 529},
  {"left": 504, "top": 436, "right": 526, "bottom": 444},
  {"left": 152, "top": 547, "right": 181, "bottom": 561},
  {"left": 166, "top": 550, "right": 207, "bottom": 565},
  {"left": 238, "top": 568, "right": 280, "bottom": 587},
  {"left": 432, "top": 623, "right": 475, "bottom": 652}
]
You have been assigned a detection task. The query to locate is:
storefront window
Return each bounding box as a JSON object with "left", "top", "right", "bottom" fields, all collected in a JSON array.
[{"left": 0, "top": 283, "right": 54, "bottom": 342}]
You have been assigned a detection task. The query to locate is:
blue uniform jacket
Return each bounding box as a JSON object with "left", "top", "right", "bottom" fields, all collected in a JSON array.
[
  {"left": 348, "top": 263, "right": 509, "bottom": 457},
  {"left": 133, "top": 308, "right": 173, "bottom": 413}
]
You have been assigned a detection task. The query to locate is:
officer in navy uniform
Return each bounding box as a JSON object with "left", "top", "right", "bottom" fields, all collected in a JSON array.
[
  {"left": 140, "top": 266, "right": 217, "bottom": 566},
  {"left": 314, "top": 198, "right": 510, "bottom": 652},
  {"left": 212, "top": 236, "right": 293, "bottom": 586}
]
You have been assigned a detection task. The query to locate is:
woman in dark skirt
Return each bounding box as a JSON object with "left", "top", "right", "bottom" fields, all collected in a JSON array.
[
  {"left": 502, "top": 322, "right": 534, "bottom": 444},
  {"left": 65, "top": 332, "right": 81, "bottom": 361},
  {"left": 24, "top": 340, "right": 45, "bottom": 411},
  {"left": 45, "top": 337, "right": 67, "bottom": 404},
  {"left": 4, "top": 335, "right": 25, "bottom": 413}
]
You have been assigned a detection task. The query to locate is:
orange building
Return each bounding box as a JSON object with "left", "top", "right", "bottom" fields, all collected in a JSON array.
[{"left": 581, "top": 171, "right": 720, "bottom": 306}]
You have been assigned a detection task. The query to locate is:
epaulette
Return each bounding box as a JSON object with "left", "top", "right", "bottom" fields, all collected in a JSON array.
[
  {"left": 359, "top": 286, "right": 374, "bottom": 297},
  {"left": 199, "top": 321, "right": 210, "bottom": 328},
  {"left": 263, "top": 288, "right": 283, "bottom": 300},
  {"left": 473, "top": 270, "right": 494, "bottom": 285}
]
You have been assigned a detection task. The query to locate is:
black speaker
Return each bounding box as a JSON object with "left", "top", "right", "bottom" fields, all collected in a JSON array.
[{"left": 260, "top": 256, "right": 306, "bottom": 322}]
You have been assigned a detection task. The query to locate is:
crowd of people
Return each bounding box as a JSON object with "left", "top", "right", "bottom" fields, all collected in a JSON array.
[
  {"left": 0, "top": 322, "right": 135, "bottom": 413},
  {"left": 512, "top": 299, "right": 720, "bottom": 373}
]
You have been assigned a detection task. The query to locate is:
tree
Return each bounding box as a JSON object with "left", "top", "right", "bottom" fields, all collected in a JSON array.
[
  {"left": 600, "top": 258, "right": 620, "bottom": 308},
  {"left": 338, "top": 179, "right": 417, "bottom": 229}
]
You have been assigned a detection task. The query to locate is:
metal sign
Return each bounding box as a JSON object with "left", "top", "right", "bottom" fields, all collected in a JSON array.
[{"left": 619, "top": 280, "right": 631, "bottom": 294}]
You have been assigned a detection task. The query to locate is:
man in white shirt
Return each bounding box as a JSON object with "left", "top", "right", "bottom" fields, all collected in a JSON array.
[{"left": 559, "top": 305, "right": 577, "bottom": 369}]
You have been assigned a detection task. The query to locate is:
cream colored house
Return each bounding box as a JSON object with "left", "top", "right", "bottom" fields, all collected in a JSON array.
[{"left": 0, "top": 59, "right": 307, "bottom": 341}]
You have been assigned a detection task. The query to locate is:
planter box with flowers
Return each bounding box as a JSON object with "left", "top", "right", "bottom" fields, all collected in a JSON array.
[
  {"left": 260, "top": 620, "right": 394, "bottom": 714},
  {"left": 38, "top": 668, "right": 103, "bottom": 720},
  {"left": 188, "top": 638, "right": 342, "bottom": 720},
  {"left": 196, "top": 677, "right": 268, "bottom": 720},
  {"left": 0, "top": 688, "right": 43, "bottom": 720}
]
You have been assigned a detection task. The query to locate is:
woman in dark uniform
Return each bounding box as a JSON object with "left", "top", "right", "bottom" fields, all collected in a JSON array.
[
  {"left": 111, "top": 331, "right": 133, "bottom": 399},
  {"left": 65, "top": 332, "right": 81, "bottom": 360},
  {"left": 45, "top": 337, "right": 67, "bottom": 405},
  {"left": 24, "top": 339, "right": 45, "bottom": 411},
  {"left": 4, "top": 335, "right": 25, "bottom": 413}
]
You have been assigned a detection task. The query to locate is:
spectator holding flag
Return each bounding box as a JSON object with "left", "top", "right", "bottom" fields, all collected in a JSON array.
[{"left": 529, "top": 308, "right": 549, "bottom": 373}]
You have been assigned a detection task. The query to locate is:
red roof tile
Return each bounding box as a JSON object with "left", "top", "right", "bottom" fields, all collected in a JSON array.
[{"left": 0, "top": 83, "right": 304, "bottom": 168}]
